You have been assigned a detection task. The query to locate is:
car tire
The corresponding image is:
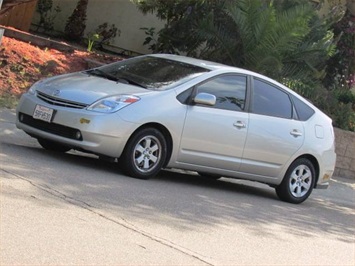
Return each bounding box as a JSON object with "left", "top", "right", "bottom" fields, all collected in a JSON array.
[
  {"left": 37, "top": 138, "right": 71, "bottom": 153},
  {"left": 198, "top": 172, "right": 221, "bottom": 180},
  {"left": 275, "top": 158, "right": 315, "bottom": 204},
  {"left": 121, "top": 128, "right": 167, "bottom": 179}
]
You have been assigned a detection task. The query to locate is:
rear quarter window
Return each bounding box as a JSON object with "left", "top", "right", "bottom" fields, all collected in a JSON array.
[
  {"left": 252, "top": 79, "right": 292, "bottom": 119},
  {"left": 291, "top": 95, "right": 315, "bottom": 121}
]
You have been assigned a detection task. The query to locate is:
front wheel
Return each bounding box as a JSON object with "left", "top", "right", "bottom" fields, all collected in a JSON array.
[
  {"left": 120, "top": 128, "right": 167, "bottom": 179},
  {"left": 275, "top": 158, "right": 316, "bottom": 204}
]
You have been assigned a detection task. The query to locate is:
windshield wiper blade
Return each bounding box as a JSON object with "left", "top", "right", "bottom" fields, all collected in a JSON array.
[
  {"left": 117, "top": 77, "right": 147, "bottom": 89},
  {"left": 87, "top": 69, "right": 119, "bottom": 82}
]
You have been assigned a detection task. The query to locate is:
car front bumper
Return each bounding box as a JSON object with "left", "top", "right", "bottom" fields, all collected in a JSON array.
[
  {"left": 315, "top": 149, "right": 336, "bottom": 189},
  {"left": 16, "top": 93, "right": 137, "bottom": 158}
]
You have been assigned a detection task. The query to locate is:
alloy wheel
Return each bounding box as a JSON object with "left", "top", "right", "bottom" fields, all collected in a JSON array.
[
  {"left": 133, "top": 135, "right": 162, "bottom": 173},
  {"left": 288, "top": 164, "right": 312, "bottom": 198}
]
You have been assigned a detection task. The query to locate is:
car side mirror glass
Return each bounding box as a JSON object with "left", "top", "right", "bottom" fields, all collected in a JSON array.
[{"left": 194, "top": 92, "right": 216, "bottom": 106}]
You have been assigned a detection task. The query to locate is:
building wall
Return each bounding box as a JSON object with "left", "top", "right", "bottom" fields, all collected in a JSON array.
[
  {"left": 334, "top": 128, "right": 355, "bottom": 179},
  {"left": 31, "top": 0, "right": 165, "bottom": 54}
]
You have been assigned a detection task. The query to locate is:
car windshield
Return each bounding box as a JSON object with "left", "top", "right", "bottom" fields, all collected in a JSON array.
[{"left": 87, "top": 56, "right": 210, "bottom": 90}]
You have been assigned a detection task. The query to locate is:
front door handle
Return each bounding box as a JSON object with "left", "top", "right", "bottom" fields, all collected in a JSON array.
[
  {"left": 234, "top": 121, "right": 246, "bottom": 129},
  {"left": 290, "top": 130, "right": 303, "bottom": 137}
]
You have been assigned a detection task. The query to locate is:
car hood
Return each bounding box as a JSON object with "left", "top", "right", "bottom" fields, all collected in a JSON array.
[{"left": 35, "top": 72, "right": 151, "bottom": 105}]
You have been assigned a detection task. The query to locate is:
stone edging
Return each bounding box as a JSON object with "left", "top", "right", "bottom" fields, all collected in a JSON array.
[
  {"left": 334, "top": 128, "right": 355, "bottom": 179},
  {"left": 0, "top": 26, "right": 104, "bottom": 69},
  {"left": 1, "top": 25, "right": 74, "bottom": 52}
]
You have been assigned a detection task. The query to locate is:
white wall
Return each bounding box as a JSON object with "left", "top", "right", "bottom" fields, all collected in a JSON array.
[{"left": 32, "top": 0, "right": 165, "bottom": 54}]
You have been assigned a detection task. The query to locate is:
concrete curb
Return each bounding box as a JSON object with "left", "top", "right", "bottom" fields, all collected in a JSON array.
[
  {"left": 1, "top": 26, "right": 74, "bottom": 52},
  {"left": 0, "top": 26, "right": 105, "bottom": 69}
]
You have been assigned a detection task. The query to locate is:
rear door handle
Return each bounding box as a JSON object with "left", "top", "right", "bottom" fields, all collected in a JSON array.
[
  {"left": 290, "top": 130, "right": 303, "bottom": 137},
  {"left": 233, "top": 121, "right": 246, "bottom": 129}
]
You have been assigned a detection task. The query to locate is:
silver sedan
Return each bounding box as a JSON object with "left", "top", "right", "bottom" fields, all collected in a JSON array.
[{"left": 16, "top": 54, "right": 336, "bottom": 203}]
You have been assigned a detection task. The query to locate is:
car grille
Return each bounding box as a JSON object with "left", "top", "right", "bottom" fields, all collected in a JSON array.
[
  {"left": 36, "top": 91, "right": 88, "bottom": 109},
  {"left": 19, "top": 113, "right": 83, "bottom": 141}
]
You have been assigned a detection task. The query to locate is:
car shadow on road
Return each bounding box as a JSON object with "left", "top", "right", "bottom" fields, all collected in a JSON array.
[{"left": 2, "top": 142, "right": 354, "bottom": 243}]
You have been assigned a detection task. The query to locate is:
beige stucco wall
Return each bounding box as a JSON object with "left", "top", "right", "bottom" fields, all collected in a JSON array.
[
  {"left": 317, "top": 0, "right": 348, "bottom": 17},
  {"left": 32, "top": 0, "right": 165, "bottom": 54},
  {"left": 334, "top": 128, "right": 355, "bottom": 179}
]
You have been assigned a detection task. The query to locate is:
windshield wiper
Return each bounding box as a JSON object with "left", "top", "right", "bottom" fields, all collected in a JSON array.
[
  {"left": 87, "top": 69, "right": 119, "bottom": 82},
  {"left": 117, "top": 77, "right": 147, "bottom": 89},
  {"left": 87, "top": 70, "right": 147, "bottom": 88}
]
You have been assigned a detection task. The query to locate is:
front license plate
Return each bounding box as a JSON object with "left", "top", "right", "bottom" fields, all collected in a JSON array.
[{"left": 33, "top": 105, "right": 54, "bottom": 123}]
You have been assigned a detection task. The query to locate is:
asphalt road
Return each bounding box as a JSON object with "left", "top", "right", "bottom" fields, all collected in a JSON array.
[{"left": 1, "top": 108, "right": 354, "bottom": 265}]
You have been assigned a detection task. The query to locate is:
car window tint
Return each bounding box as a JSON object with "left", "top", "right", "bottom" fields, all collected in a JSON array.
[
  {"left": 291, "top": 95, "right": 315, "bottom": 121},
  {"left": 252, "top": 79, "right": 292, "bottom": 119},
  {"left": 177, "top": 88, "right": 193, "bottom": 104},
  {"left": 195, "top": 75, "right": 247, "bottom": 111}
]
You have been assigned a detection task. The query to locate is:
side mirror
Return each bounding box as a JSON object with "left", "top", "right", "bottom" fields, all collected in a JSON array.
[{"left": 194, "top": 92, "right": 216, "bottom": 106}]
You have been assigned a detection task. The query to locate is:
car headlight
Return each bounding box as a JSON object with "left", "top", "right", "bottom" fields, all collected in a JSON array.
[
  {"left": 28, "top": 80, "right": 45, "bottom": 95},
  {"left": 87, "top": 95, "right": 140, "bottom": 113},
  {"left": 28, "top": 86, "right": 36, "bottom": 95}
]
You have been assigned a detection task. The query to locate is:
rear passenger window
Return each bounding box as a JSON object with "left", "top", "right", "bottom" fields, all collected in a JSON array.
[
  {"left": 252, "top": 79, "right": 292, "bottom": 119},
  {"left": 195, "top": 75, "right": 247, "bottom": 111},
  {"left": 291, "top": 95, "right": 315, "bottom": 121}
]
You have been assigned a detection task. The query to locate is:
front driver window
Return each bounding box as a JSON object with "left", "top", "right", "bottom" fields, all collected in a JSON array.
[{"left": 195, "top": 75, "right": 247, "bottom": 111}]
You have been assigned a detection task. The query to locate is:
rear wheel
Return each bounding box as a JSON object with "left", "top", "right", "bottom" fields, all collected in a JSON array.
[
  {"left": 37, "top": 138, "right": 71, "bottom": 153},
  {"left": 121, "top": 128, "right": 167, "bottom": 179},
  {"left": 276, "top": 158, "right": 315, "bottom": 204}
]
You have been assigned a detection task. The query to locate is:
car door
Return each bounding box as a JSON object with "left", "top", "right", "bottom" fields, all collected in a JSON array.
[
  {"left": 177, "top": 74, "right": 249, "bottom": 172},
  {"left": 240, "top": 78, "right": 304, "bottom": 177}
]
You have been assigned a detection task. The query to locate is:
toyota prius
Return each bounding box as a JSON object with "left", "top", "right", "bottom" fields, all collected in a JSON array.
[{"left": 16, "top": 54, "right": 336, "bottom": 203}]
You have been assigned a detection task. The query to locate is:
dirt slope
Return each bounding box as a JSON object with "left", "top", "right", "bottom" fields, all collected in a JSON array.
[{"left": 0, "top": 36, "right": 122, "bottom": 97}]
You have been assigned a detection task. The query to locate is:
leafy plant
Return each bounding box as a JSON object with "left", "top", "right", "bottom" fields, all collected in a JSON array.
[
  {"left": 95, "top": 23, "right": 119, "bottom": 48},
  {"left": 10, "top": 64, "right": 25, "bottom": 73},
  {"left": 321, "top": 89, "right": 355, "bottom": 131},
  {"left": 140, "top": 27, "right": 157, "bottom": 52},
  {"left": 0, "top": 93, "right": 19, "bottom": 109},
  {"left": 87, "top": 33, "right": 100, "bottom": 52},
  {"left": 325, "top": 11, "right": 355, "bottom": 89},
  {"left": 199, "top": 0, "right": 336, "bottom": 82},
  {"left": 64, "top": 0, "right": 89, "bottom": 41},
  {"left": 36, "top": 0, "right": 61, "bottom": 34},
  {"left": 134, "top": 0, "right": 233, "bottom": 55},
  {"left": 135, "top": 0, "right": 335, "bottom": 82},
  {"left": 86, "top": 23, "right": 119, "bottom": 51}
]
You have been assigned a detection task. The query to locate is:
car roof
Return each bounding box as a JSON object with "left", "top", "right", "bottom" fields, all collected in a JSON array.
[
  {"left": 149, "top": 54, "right": 230, "bottom": 71},
  {"left": 148, "top": 54, "right": 274, "bottom": 80},
  {"left": 148, "top": 54, "right": 283, "bottom": 87}
]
